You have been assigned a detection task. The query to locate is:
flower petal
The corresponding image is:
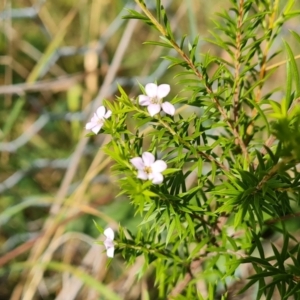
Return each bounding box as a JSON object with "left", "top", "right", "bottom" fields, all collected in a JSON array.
[
  {"left": 104, "top": 228, "right": 114, "bottom": 240},
  {"left": 142, "top": 152, "right": 155, "bottom": 166},
  {"left": 151, "top": 173, "right": 164, "bottom": 184},
  {"left": 91, "top": 114, "right": 99, "bottom": 122},
  {"left": 147, "top": 104, "right": 161, "bottom": 116},
  {"left": 91, "top": 124, "right": 102, "bottom": 134},
  {"left": 96, "top": 106, "right": 106, "bottom": 118},
  {"left": 162, "top": 102, "right": 175, "bottom": 116},
  {"left": 104, "top": 110, "right": 112, "bottom": 119},
  {"left": 137, "top": 170, "right": 148, "bottom": 180},
  {"left": 104, "top": 235, "right": 115, "bottom": 258},
  {"left": 151, "top": 160, "right": 167, "bottom": 173},
  {"left": 85, "top": 121, "right": 95, "bottom": 130},
  {"left": 145, "top": 83, "right": 158, "bottom": 97},
  {"left": 157, "top": 84, "right": 170, "bottom": 98},
  {"left": 106, "top": 246, "right": 114, "bottom": 258},
  {"left": 130, "top": 157, "right": 144, "bottom": 170},
  {"left": 139, "top": 95, "right": 151, "bottom": 106}
]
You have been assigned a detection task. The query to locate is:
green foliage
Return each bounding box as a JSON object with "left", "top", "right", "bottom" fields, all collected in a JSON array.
[{"left": 93, "top": 0, "right": 300, "bottom": 298}]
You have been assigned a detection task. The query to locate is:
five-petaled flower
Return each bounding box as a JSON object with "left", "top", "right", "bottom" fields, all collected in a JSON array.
[
  {"left": 130, "top": 152, "right": 167, "bottom": 184},
  {"left": 104, "top": 227, "right": 114, "bottom": 258},
  {"left": 85, "top": 106, "right": 112, "bottom": 134},
  {"left": 139, "top": 83, "right": 175, "bottom": 117}
]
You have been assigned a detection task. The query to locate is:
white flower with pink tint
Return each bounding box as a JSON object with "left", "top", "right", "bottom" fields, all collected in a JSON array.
[
  {"left": 130, "top": 152, "right": 167, "bottom": 184},
  {"left": 139, "top": 83, "right": 175, "bottom": 117},
  {"left": 85, "top": 106, "right": 112, "bottom": 134},
  {"left": 104, "top": 227, "right": 114, "bottom": 258}
]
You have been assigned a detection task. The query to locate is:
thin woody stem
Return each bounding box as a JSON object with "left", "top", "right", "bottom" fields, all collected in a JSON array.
[
  {"left": 134, "top": 104, "right": 229, "bottom": 171},
  {"left": 156, "top": 116, "right": 229, "bottom": 172},
  {"left": 264, "top": 212, "right": 300, "bottom": 225},
  {"left": 233, "top": 0, "right": 244, "bottom": 128},
  {"left": 256, "top": 158, "right": 295, "bottom": 191},
  {"left": 134, "top": 0, "right": 249, "bottom": 161},
  {"left": 245, "top": 0, "right": 280, "bottom": 141}
]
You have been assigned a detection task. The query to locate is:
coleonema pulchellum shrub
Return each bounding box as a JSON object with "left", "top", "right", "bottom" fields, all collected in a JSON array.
[{"left": 85, "top": 0, "right": 300, "bottom": 299}]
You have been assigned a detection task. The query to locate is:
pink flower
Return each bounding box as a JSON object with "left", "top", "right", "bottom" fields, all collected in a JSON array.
[
  {"left": 85, "top": 106, "right": 112, "bottom": 134},
  {"left": 130, "top": 152, "right": 167, "bottom": 184},
  {"left": 139, "top": 83, "right": 175, "bottom": 117}
]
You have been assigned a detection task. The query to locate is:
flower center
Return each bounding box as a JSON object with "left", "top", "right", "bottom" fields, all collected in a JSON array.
[
  {"left": 150, "top": 96, "right": 161, "bottom": 104},
  {"left": 143, "top": 166, "right": 152, "bottom": 174},
  {"left": 97, "top": 118, "right": 104, "bottom": 125}
]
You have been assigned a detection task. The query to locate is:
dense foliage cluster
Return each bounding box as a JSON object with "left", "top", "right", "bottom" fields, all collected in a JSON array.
[{"left": 90, "top": 0, "right": 300, "bottom": 298}]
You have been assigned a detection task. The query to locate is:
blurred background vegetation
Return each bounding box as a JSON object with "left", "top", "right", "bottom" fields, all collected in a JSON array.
[{"left": 0, "top": 0, "right": 300, "bottom": 299}]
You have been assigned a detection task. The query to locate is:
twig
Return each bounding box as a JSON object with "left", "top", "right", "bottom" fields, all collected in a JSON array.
[
  {"left": 233, "top": 0, "right": 244, "bottom": 128},
  {"left": 254, "top": 0, "right": 279, "bottom": 105},
  {"left": 134, "top": 0, "right": 249, "bottom": 161},
  {"left": 168, "top": 260, "right": 201, "bottom": 299},
  {"left": 159, "top": 116, "right": 228, "bottom": 170},
  {"left": 256, "top": 158, "right": 294, "bottom": 191},
  {"left": 168, "top": 213, "right": 229, "bottom": 297},
  {"left": 264, "top": 212, "right": 300, "bottom": 225},
  {"left": 245, "top": 0, "right": 280, "bottom": 145}
]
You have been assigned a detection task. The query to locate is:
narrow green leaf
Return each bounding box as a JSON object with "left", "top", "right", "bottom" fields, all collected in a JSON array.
[
  {"left": 266, "top": 284, "right": 276, "bottom": 300},
  {"left": 227, "top": 236, "right": 238, "bottom": 251},
  {"left": 234, "top": 207, "right": 244, "bottom": 229},
  {"left": 250, "top": 231, "right": 265, "bottom": 259},
  {"left": 290, "top": 30, "right": 300, "bottom": 45},
  {"left": 166, "top": 218, "right": 176, "bottom": 245},
  {"left": 185, "top": 213, "right": 195, "bottom": 237},
  {"left": 285, "top": 282, "right": 300, "bottom": 298},
  {"left": 180, "top": 34, "right": 187, "bottom": 50},
  {"left": 156, "top": 0, "right": 161, "bottom": 23},
  {"left": 123, "top": 9, "right": 150, "bottom": 21},
  {"left": 244, "top": 97, "right": 270, "bottom": 134},
  {"left": 143, "top": 40, "right": 173, "bottom": 48},
  {"left": 283, "top": 41, "right": 299, "bottom": 109},
  {"left": 211, "top": 161, "right": 216, "bottom": 183},
  {"left": 93, "top": 220, "right": 104, "bottom": 234},
  {"left": 271, "top": 243, "right": 285, "bottom": 270},
  {"left": 1, "top": 97, "right": 25, "bottom": 140}
]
